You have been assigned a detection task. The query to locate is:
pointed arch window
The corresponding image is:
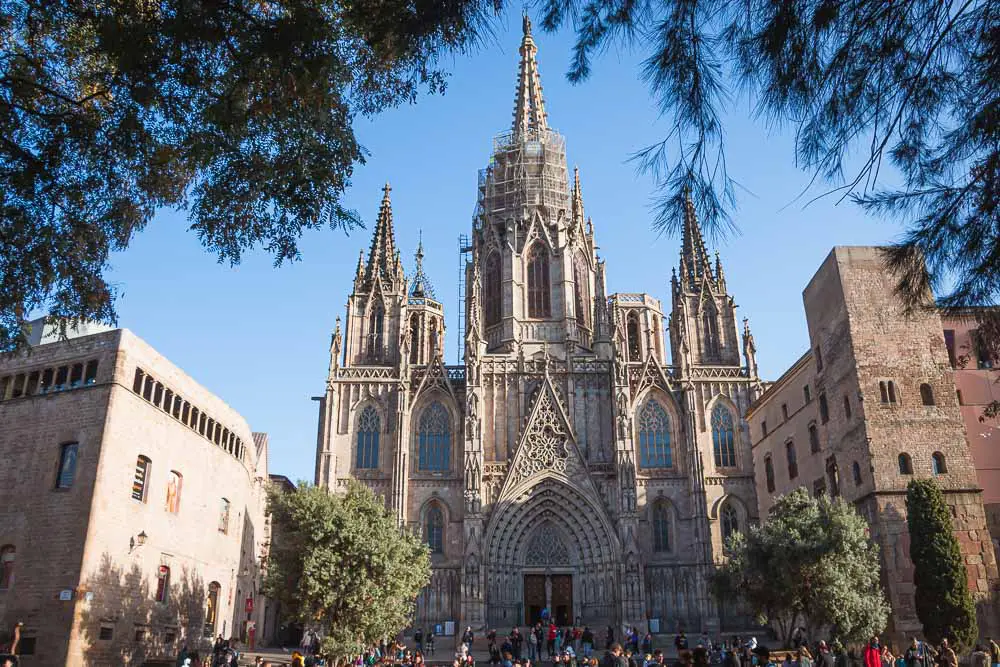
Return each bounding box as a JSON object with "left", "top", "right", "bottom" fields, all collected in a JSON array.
[
  {"left": 898, "top": 452, "right": 913, "bottom": 475},
  {"left": 638, "top": 399, "right": 672, "bottom": 468},
  {"left": 574, "top": 253, "right": 590, "bottom": 328},
  {"left": 483, "top": 253, "right": 502, "bottom": 328},
  {"left": 920, "top": 383, "right": 935, "bottom": 406},
  {"left": 711, "top": 404, "right": 737, "bottom": 468},
  {"left": 368, "top": 303, "right": 385, "bottom": 361},
  {"left": 425, "top": 505, "right": 444, "bottom": 554},
  {"left": 652, "top": 502, "right": 671, "bottom": 552},
  {"left": 526, "top": 243, "right": 551, "bottom": 318},
  {"left": 852, "top": 461, "right": 863, "bottom": 486},
  {"left": 627, "top": 312, "right": 642, "bottom": 360},
  {"left": 721, "top": 503, "right": 740, "bottom": 546},
  {"left": 356, "top": 406, "right": 380, "bottom": 469},
  {"left": 417, "top": 401, "right": 451, "bottom": 471},
  {"left": 932, "top": 451, "right": 947, "bottom": 475},
  {"left": 703, "top": 304, "right": 720, "bottom": 357}
]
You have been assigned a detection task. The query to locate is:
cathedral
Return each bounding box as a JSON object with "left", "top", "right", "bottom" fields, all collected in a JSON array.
[{"left": 314, "top": 17, "right": 764, "bottom": 634}]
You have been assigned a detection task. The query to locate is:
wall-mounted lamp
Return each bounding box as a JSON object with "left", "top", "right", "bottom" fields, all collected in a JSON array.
[{"left": 129, "top": 531, "right": 148, "bottom": 553}]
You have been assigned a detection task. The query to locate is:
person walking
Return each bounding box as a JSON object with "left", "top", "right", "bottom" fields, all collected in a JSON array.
[
  {"left": 582, "top": 628, "right": 595, "bottom": 659},
  {"left": 987, "top": 639, "right": 1000, "bottom": 667},
  {"left": 937, "top": 640, "right": 956, "bottom": 667},
  {"left": 864, "top": 638, "right": 882, "bottom": 667},
  {"left": 529, "top": 626, "right": 539, "bottom": 661},
  {"left": 972, "top": 645, "right": 990, "bottom": 667}
]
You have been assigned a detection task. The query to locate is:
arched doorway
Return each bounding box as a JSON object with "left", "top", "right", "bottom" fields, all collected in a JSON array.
[{"left": 484, "top": 477, "right": 621, "bottom": 628}]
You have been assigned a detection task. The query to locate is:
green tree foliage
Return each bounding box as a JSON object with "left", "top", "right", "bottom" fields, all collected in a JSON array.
[
  {"left": 264, "top": 481, "right": 431, "bottom": 660},
  {"left": 0, "top": 0, "right": 496, "bottom": 351},
  {"left": 537, "top": 0, "right": 996, "bottom": 318},
  {"left": 712, "top": 488, "right": 888, "bottom": 646},
  {"left": 906, "top": 478, "right": 978, "bottom": 648}
]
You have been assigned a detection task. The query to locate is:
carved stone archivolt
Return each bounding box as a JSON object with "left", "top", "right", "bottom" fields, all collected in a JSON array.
[{"left": 524, "top": 522, "right": 572, "bottom": 566}]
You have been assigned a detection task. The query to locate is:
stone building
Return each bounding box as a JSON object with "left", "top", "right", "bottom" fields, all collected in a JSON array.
[
  {"left": 0, "top": 321, "right": 270, "bottom": 666},
  {"left": 746, "top": 246, "right": 999, "bottom": 640},
  {"left": 314, "top": 17, "right": 763, "bottom": 634}
]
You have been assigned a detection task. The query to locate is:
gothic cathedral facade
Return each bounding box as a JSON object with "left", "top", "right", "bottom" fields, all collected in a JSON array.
[{"left": 315, "top": 17, "right": 764, "bottom": 634}]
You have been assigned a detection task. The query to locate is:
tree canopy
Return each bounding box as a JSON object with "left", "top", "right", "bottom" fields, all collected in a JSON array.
[
  {"left": 0, "top": 0, "right": 496, "bottom": 351},
  {"left": 712, "top": 488, "right": 888, "bottom": 646},
  {"left": 263, "top": 481, "right": 431, "bottom": 660},
  {"left": 3, "top": 0, "right": 995, "bottom": 351},
  {"left": 906, "top": 478, "right": 978, "bottom": 648}
]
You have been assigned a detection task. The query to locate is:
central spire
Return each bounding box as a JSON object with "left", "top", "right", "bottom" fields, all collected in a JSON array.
[
  {"left": 512, "top": 14, "right": 549, "bottom": 139},
  {"left": 680, "top": 190, "right": 716, "bottom": 288},
  {"left": 365, "top": 182, "right": 399, "bottom": 287}
]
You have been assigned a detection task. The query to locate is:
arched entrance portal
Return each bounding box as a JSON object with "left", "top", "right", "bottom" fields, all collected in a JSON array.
[{"left": 484, "top": 477, "right": 621, "bottom": 628}]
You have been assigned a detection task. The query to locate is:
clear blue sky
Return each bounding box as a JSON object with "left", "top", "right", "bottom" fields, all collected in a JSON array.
[{"left": 104, "top": 15, "right": 904, "bottom": 483}]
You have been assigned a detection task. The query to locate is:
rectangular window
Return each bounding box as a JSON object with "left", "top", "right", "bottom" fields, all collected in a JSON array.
[
  {"left": 56, "top": 442, "right": 79, "bottom": 489},
  {"left": 69, "top": 363, "right": 83, "bottom": 388},
  {"left": 99, "top": 626, "right": 114, "bottom": 641},
  {"left": 761, "top": 421, "right": 768, "bottom": 438},
  {"left": 133, "top": 456, "right": 151, "bottom": 502},
  {"left": 943, "top": 330, "right": 957, "bottom": 368},
  {"left": 153, "top": 383, "right": 163, "bottom": 407},
  {"left": 135, "top": 626, "right": 148, "bottom": 641},
  {"left": 163, "top": 389, "right": 173, "bottom": 413},
  {"left": 781, "top": 403, "right": 788, "bottom": 420},
  {"left": 155, "top": 567, "right": 170, "bottom": 603},
  {"left": 809, "top": 424, "right": 820, "bottom": 453},
  {"left": 25, "top": 371, "right": 39, "bottom": 395},
  {"left": 814, "top": 345, "right": 823, "bottom": 371},
  {"left": 843, "top": 394, "right": 852, "bottom": 419},
  {"left": 764, "top": 455, "right": 775, "bottom": 493},
  {"left": 974, "top": 329, "right": 993, "bottom": 369},
  {"left": 819, "top": 393, "right": 829, "bottom": 424},
  {"left": 40, "top": 368, "right": 53, "bottom": 393},
  {"left": 181, "top": 402, "right": 191, "bottom": 424},
  {"left": 133, "top": 368, "right": 145, "bottom": 394},
  {"left": 786, "top": 441, "right": 798, "bottom": 479},
  {"left": 143, "top": 376, "right": 154, "bottom": 401},
  {"left": 166, "top": 471, "right": 182, "bottom": 514},
  {"left": 84, "top": 360, "right": 98, "bottom": 385},
  {"left": 826, "top": 456, "right": 840, "bottom": 497},
  {"left": 958, "top": 389, "right": 964, "bottom": 405},
  {"left": 172, "top": 395, "right": 182, "bottom": 419},
  {"left": 54, "top": 366, "right": 68, "bottom": 390},
  {"left": 803, "top": 385, "right": 811, "bottom": 403},
  {"left": 0, "top": 375, "right": 9, "bottom": 400},
  {"left": 12, "top": 374, "right": 25, "bottom": 398}
]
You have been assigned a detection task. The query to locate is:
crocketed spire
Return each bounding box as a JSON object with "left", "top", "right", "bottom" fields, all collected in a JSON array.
[
  {"left": 679, "top": 190, "right": 716, "bottom": 289},
  {"left": 364, "top": 182, "right": 400, "bottom": 287},
  {"left": 512, "top": 13, "right": 548, "bottom": 139}
]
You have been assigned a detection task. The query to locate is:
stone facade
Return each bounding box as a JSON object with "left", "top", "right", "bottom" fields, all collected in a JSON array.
[
  {"left": 747, "top": 246, "right": 1000, "bottom": 641},
  {"left": 0, "top": 325, "right": 270, "bottom": 666},
  {"left": 315, "top": 17, "right": 764, "bottom": 635}
]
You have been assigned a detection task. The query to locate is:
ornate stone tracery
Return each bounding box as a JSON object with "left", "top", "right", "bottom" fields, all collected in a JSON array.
[
  {"left": 524, "top": 523, "right": 571, "bottom": 566},
  {"left": 515, "top": 390, "right": 570, "bottom": 479}
]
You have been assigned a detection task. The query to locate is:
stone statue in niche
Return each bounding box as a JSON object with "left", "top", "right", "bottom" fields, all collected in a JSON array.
[{"left": 616, "top": 392, "right": 630, "bottom": 441}]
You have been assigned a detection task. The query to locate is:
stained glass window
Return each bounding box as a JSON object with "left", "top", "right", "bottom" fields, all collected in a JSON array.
[
  {"left": 712, "top": 404, "right": 737, "bottom": 467},
  {"left": 638, "top": 399, "right": 672, "bottom": 468},
  {"left": 418, "top": 401, "right": 451, "bottom": 471},
  {"left": 356, "top": 406, "right": 380, "bottom": 469}
]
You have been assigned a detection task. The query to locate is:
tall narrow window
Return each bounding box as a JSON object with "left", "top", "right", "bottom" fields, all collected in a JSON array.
[
  {"left": 764, "top": 455, "right": 775, "bottom": 493},
  {"left": 786, "top": 441, "right": 798, "bottom": 479},
  {"left": 165, "top": 471, "right": 182, "bottom": 513},
  {"left": 652, "top": 502, "right": 671, "bottom": 552},
  {"left": 574, "top": 254, "right": 589, "bottom": 328},
  {"left": 932, "top": 452, "right": 947, "bottom": 475},
  {"left": 84, "top": 360, "right": 98, "bottom": 385},
  {"left": 826, "top": 457, "right": 840, "bottom": 497},
  {"left": 843, "top": 395, "right": 852, "bottom": 419},
  {"left": 879, "top": 381, "right": 889, "bottom": 403},
  {"left": 852, "top": 461, "right": 863, "bottom": 486},
  {"left": 898, "top": 453, "right": 913, "bottom": 475},
  {"left": 814, "top": 345, "right": 823, "bottom": 371},
  {"left": 204, "top": 582, "right": 221, "bottom": 638},
  {"left": 40, "top": 368, "right": 53, "bottom": 393},
  {"left": 974, "top": 329, "right": 994, "bottom": 369},
  {"left": 703, "top": 306, "right": 720, "bottom": 357},
  {"left": 56, "top": 442, "right": 79, "bottom": 489},
  {"left": 409, "top": 315, "right": 421, "bottom": 365},
  {"left": 0, "top": 546, "right": 14, "bottom": 589},
  {"left": 425, "top": 505, "right": 444, "bottom": 554},
  {"left": 132, "top": 456, "right": 151, "bottom": 502},
  {"left": 368, "top": 303, "right": 384, "bottom": 361},
  {"left": 417, "top": 401, "right": 451, "bottom": 471},
  {"left": 483, "top": 253, "right": 502, "bottom": 328},
  {"left": 888, "top": 381, "right": 898, "bottom": 403},
  {"left": 55, "top": 366, "right": 68, "bottom": 391},
  {"left": 781, "top": 403, "right": 788, "bottom": 420},
  {"left": 712, "top": 404, "right": 737, "bottom": 468},
  {"left": 638, "top": 399, "right": 672, "bottom": 468},
  {"left": 627, "top": 312, "right": 642, "bottom": 360},
  {"left": 920, "top": 383, "right": 935, "bottom": 406},
  {"left": 526, "top": 242, "right": 551, "bottom": 318},
  {"left": 219, "top": 498, "right": 231, "bottom": 534},
  {"left": 356, "top": 406, "right": 380, "bottom": 469},
  {"left": 133, "top": 368, "right": 145, "bottom": 393},
  {"left": 69, "top": 363, "right": 83, "bottom": 388},
  {"left": 155, "top": 566, "right": 171, "bottom": 603},
  {"left": 803, "top": 385, "right": 811, "bottom": 403},
  {"left": 943, "top": 330, "right": 957, "bottom": 368},
  {"left": 809, "top": 423, "right": 820, "bottom": 453},
  {"left": 721, "top": 504, "right": 740, "bottom": 545},
  {"left": 819, "top": 393, "right": 829, "bottom": 424}
]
